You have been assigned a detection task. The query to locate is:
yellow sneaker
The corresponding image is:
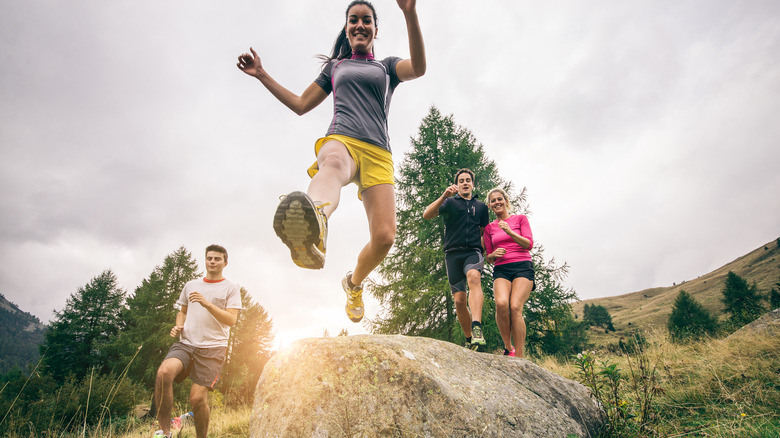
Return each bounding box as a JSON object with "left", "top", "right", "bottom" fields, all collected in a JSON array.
[
  {"left": 342, "top": 272, "right": 364, "bottom": 323},
  {"left": 273, "top": 191, "right": 328, "bottom": 269}
]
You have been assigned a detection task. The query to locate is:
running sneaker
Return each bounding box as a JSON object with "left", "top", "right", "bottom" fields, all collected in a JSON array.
[
  {"left": 503, "top": 347, "right": 516, "bottom": 357},
  {"left": 471, "top": 324, "right": 486, "bottom": 347},
  {"left": 273, "top": 191, "right": 328, "bottom": 269},
  {"left": 153, "top": 430, "right": 171, "bottom": 438},
  {"left": 342, "top": 272, "right": 364, "bottom": 323}
]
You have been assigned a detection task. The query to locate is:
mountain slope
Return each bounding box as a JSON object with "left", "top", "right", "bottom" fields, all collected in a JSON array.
[
  {"left": 0, "top": 293, "right": 46, "bottom": 375},
  {"left": 572, "top": 237, "right": 780, "bottom": 343}
]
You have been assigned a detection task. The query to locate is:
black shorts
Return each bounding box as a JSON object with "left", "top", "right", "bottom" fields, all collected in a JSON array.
[
  {"left": 444, "top": 249, "right": 484, "bottom": 293},
  {"left": 165, "top": 342, "right": 226, "bottom": 389},
  {"left": 493, "top": 261, "right": 536, "bottom": 291}
]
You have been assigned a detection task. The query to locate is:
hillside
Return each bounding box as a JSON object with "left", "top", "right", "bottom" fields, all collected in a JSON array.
[
  {"left": 572, "top": 237, "right": 780, "bottom": 344},
  {"left": 0, "top": 293, "right": 46, "bottom": 375}
]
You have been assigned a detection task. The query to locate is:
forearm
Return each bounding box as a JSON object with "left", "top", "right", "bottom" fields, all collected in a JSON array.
[
  {"left": 422, "top": 196, "right": 445, "bottom": 219},
  {"left": 205, "top": 305, "right": 238, "bottom": 326},
  {"left": 175, "top": 310, "right": 186, "bottom": 327},
  {"left": 508, "top": 231, "right": 532, "bottom": 249},
  {"left": 254, "top": 70, "right": 322, "bottom": 115},
  {"left": 403, "top": 10, "right": 426, "bottom": 78}
]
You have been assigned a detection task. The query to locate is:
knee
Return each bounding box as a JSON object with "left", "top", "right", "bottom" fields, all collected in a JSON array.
[
  {"left": 371, "top": 226, "right": 396, "bottom": 251},
  {"left": 190, "top": 391, "right": 208, "bottom": 410},
  {"left": 156, "top": 363, "right": 174, "bottom": 384},
  {"left": 318, "top": 151, "right": 351, "bottom": 176},
  {"left": 453, "top": 292, "right": 467, "bottom": 306},
  {"left": 510, "top": 302, "right": 526, "bottom": 316},
  {"left": 466, "top": 271, "right": 482, "bottom": 287},
  {"left": 495, "top": 298, "right": 510, "bottom": 313}
]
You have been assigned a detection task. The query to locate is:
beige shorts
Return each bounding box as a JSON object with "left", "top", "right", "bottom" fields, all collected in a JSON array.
[{"left": 307, "top": 134, "right": 394, "bottom": 200}]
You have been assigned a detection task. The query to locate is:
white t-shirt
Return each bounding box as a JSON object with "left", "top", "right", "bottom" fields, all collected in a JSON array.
[{"left": 175, "top": 278, "right": 242, "bottom": 348}]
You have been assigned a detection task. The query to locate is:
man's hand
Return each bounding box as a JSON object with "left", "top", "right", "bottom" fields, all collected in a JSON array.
[
  {"left": 443, "top": 185, "right": 458, "bottom": 198},
  {"left": 170, "top": 325, "right": 183, "bottom": 337},
  {"left": 188, "top": 291, "right": 211, "bottom": 308}
]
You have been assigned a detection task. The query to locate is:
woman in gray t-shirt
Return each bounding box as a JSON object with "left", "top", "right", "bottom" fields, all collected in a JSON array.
[{"left": 238, "top": 0, "right": 426, "bottom": 323}]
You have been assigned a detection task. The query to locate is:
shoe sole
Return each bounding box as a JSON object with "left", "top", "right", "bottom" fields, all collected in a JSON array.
[
  {"left": 273, "top": 191, "right": 325, "bottom": 270},
  {"left": 469, "top": 343, "right": 480, "bottom": 351},
  {"left": 341, "top": 275, "right": 364, "bottom": 323}
]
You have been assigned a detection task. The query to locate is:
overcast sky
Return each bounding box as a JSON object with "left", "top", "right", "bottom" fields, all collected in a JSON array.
[{"left": 2, "top": 0, "right": 778, "bottom": 349}]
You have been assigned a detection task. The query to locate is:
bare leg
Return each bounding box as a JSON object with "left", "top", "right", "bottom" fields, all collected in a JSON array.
[
  {"left": 190, "top": 384, "right": 211, "bottom": 438},
  {"left": 493, "top": 278, "right": 513, "bottom": 350},
  {"left": 154, "top": 358, "right": 184, "bottom": 435},
  {"left": 307, "top": 140, "right": 356, "bottom": 218},
  {"left": 453, "top": 291, "right": 472, "bottom": 339},
  {"left": 350, "top": 184, "right": 396, "bottom": 285},
  {"left": 466, "top": 269, "right": 484, "bottom": 324},
  {"left": 510, "top": 278, "right": 533, "bottom": 358}
]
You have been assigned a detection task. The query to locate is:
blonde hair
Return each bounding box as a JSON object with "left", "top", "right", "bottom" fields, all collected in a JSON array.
[{"left": 486, "top": 187, "right": 512, "bottom": 214}]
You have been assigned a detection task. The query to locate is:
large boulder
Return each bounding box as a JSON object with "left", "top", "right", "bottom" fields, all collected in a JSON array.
[
  {"left": 252, "top": 334, "right": 601, "bottom": 437},
  {"left": 728, "top": 308, "right": 780, "bottom": 338}
]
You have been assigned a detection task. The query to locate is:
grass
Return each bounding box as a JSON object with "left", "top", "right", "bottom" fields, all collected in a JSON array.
[
  {"left": 553, "top": 329, "right": 780, "bottom": 437},
  {"left": 3, "top": 328, "right": 777, "bottom": 436}
]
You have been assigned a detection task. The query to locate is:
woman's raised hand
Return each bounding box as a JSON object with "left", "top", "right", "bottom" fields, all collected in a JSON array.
[
  {"left": 396, "top": 0, "right": 416, "bottom": 14},
  {"left": 237, "top": 47, "right": 263, "bottom": 78}
]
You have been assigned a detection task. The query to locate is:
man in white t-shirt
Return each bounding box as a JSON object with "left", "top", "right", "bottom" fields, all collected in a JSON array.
[{"left": 153, "top": 244, "right": 242, "bottom": 438}]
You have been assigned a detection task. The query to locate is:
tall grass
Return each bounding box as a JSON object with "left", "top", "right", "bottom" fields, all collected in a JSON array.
[
  {"left": 552, "top": 329, "right": 780, "bottom": 437},
  {"left": 3, "top": 330, "right": 777, "bottom": 437}
]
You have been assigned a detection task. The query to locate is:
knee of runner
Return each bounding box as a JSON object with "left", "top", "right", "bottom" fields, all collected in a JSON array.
[
  {"left": 372, "top": 228, "right": 396, "bottom": 250},
  {"left": 190, "top": 391, "right": 208, "bottom": 409},
  {"left": 156, "top": 363, "right": 176, "bottom": 382},
  {"left": 495, "top": 298, "right": 510, "bottom": 312},
  {"left": 318, "top": 151, "right": 352, "bottom": 175},
  {"left": 510, "top": 302, "right": 527, "bottom": 315},
  {"left": 466, "top": 270, "right": 482, "bottom": 286}
]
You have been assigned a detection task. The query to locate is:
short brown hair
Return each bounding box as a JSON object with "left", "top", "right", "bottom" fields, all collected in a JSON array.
[
  {"left": 453, "top": 168, "right": 476, "bottom": 186},
  {"left": 205, "top": 244, "right": 228, "bottom": 263}
]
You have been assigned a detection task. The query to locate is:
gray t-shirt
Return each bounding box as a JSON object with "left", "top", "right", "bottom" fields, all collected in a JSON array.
[
  {"left": 175, "top": 278, "right": 242, "bottom": 348},
  {"left": 315, "top": 56, "right": 402, "bottom": 152}
]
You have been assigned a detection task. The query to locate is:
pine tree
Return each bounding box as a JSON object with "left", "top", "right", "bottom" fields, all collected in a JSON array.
[
  {"left": 219, "top": 287, "right": 274, "bottom": 406},
  {"left": 370, "top": 107, "right": 582, "bottom": 355},
  {"left": 524, "top": 247, "right": 586, "bottom": 357},
  {"left": 667, "top": 290, "right": 719, "bottom": 342},
  {"left": 770, "top": 275, "right": 780, "bottom": 310},
  {"left": 40, "top": 270, "right": 125, "bottom": 381},
  {"left": 721, "top": 271, "right": 766, "bottom": 329},
  {"left": 370, "top": 106, "right": 517, "bottom": 349},
  {"left": 106, "top": 247, "right": 200, "bottom": 388},
  {"left": 582, "top": 304, "right": 615, "bottom": 331}
]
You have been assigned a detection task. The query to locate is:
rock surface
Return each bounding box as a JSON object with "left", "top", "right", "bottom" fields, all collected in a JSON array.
[
  {"left": 729, "top": 308, "right": 780, "bottom": 338},
  {"left": 252, "top": 334, "right": 601, "bottom": 437}
]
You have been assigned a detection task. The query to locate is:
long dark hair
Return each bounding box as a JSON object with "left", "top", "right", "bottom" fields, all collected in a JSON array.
[{"left": 320, "top": 0, "right": 378, "bottom": 63}]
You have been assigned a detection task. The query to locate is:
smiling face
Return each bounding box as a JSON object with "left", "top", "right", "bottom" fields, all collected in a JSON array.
[
  {"left": 345, "top": 3, "right": 377, "bottom": 54},
  {"left": 488, "top": 190, "right": 510, "bottom": 216}
]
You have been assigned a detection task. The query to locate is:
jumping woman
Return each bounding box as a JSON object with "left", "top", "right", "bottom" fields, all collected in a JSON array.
[{"left": 237, "top": 0, "right": 425, "bottom": 323}]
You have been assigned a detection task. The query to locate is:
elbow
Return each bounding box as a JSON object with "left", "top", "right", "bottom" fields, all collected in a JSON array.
[{"left": 411, "top": 63, "right": 427, "bottom": 79}]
